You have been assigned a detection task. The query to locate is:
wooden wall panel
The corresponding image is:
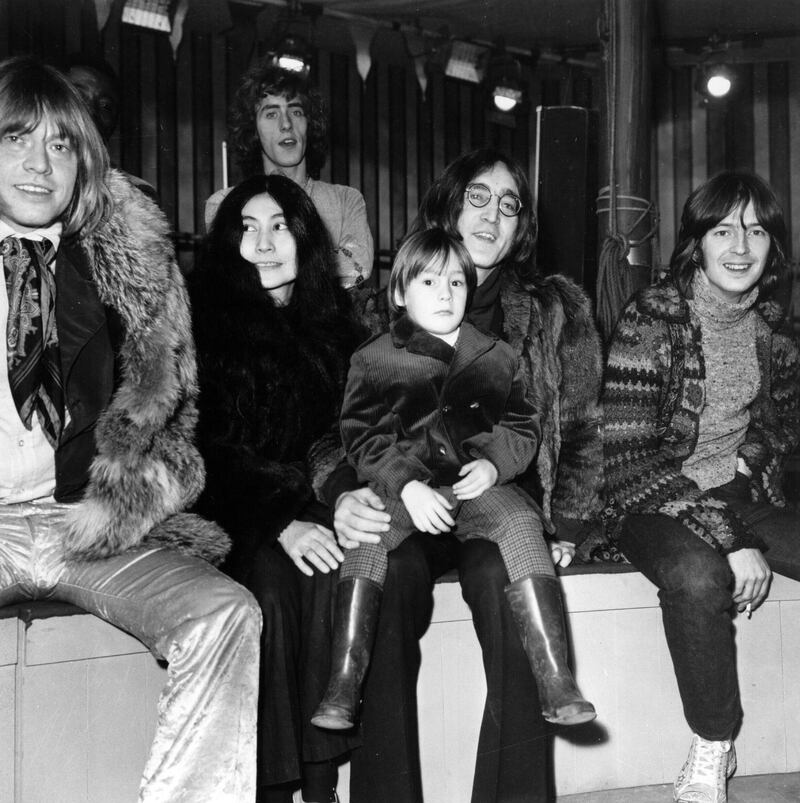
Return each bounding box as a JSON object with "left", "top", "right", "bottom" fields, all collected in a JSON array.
[
  {"left": 404, "top": 72, "right": 419, "bottom": 234},
  {"left": 157, "top": 37, "right": 179, "bottom": 223},
  {"left": 389, "top": 64, "right": 407, "bottom": 253},
  {"left": 1, "top": 1, "right": 795, "bottom": 323},
  {"left": 752, "top": 63, "right": 770, "bottom": 180},
  {"left": 192, "top": 34, "right": 215, "bottom": 233}
]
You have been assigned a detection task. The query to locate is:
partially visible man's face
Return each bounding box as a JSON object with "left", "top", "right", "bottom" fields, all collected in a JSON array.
[
  {"left": 0, "top": 116, "right": 78, "bottom": 233},
  {"left": 67, "top": 65, "right": 119, "bottom": 143},
  {"left": 255, "top": 93, "right": 308, "bottom": 173}
]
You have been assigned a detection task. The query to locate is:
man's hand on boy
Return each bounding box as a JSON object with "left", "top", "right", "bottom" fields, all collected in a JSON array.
[
  {"left": 453, "top": 459, "right": 498, "bottom": 500},
  {"left": 401, "top": 480, "right": 455, "bottom": 533}
]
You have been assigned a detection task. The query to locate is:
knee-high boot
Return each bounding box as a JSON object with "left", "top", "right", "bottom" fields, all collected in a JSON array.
[
  {"left": 311, "top": 577, "right": 382, "bottom": 731},
  {"left": 505, "top": 574, "right": 597, "bottom": 725}
]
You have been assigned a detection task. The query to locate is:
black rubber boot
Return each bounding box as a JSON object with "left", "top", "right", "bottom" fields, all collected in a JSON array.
[
  {"left": 505, "top": 574, "right": 597, "bottom": 725},
  {"left": 311, "top": 577, "right": 382, "bottom": 730}
]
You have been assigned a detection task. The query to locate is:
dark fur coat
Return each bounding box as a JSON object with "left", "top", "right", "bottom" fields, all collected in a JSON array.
[
  {"left": 62, "top": 170, "right": 229, "bottom": 564},
  {"left": 189, "top": 258, "right": 364, "bottom": 561}
]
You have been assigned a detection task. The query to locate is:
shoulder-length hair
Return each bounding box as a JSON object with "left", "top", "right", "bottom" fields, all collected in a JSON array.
[
  {"left": 670, "top": 171, "right": 789, "bottom": 301},
  {"left": 0, "top": 55, "right": 111, "bottom": 236},
  {"left": 227, "top": 60, "right": 328, "bottom": 178},
  {"left": 410, "top": 148, "right": 537, "bottom": 278},
  {"left": 203, "top": 174, "right": 349, "bottom": 321},
  {"left": 388, "top": 228, "right": 476, "bottom": 316}
]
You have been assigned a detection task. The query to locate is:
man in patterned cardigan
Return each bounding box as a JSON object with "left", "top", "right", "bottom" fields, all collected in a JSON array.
[
  {"left": 0, "top": 56, "right": 260, "bottom": 801},
  {"left": 604, "top": 172, "right": 800, "bottom": 803}
]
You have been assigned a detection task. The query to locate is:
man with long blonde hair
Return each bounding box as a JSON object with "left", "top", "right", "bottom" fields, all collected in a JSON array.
[{"left": 0, "top": 55, "right": 261, "bottom": 801}]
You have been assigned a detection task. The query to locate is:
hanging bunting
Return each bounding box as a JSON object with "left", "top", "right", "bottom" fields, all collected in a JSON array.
[
  {"left": 403, "top": 28, "right": 430, "bottom": 99},
  {"left": 93, "top": 0, "right": 115, "bottom": 31},
  {"left": 169, "top": 0, "right": 191, "bottom": 58},
  {"left": 413, "top": 53, "right": 428, "bottom": 99},
  {"left": 349, "top": 20, "right": 378, "bottom": 85}
]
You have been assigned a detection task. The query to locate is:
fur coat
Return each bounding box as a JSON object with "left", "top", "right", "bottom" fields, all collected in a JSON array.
[
  {"left": 61, "top": 170, "right": 229, "bottom": 564},
  {"left": 498, "top": 269, "right": 604, "bottom": 537},
  {"left": 604, "top": 278, "right": 800, "bottom": 553}
]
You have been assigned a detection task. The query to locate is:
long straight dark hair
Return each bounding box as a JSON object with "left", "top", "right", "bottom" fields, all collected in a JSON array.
[
  {"left": 203, "top": 173, "right": 351, "bottom": 324},
  {"left": 670, "top": 171, "right": 789, "bottom": 301}
]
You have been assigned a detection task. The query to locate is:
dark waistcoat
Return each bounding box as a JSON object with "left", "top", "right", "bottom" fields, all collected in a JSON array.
[{"left": 53, "top": 241, "right": 123, "bottom": 501}]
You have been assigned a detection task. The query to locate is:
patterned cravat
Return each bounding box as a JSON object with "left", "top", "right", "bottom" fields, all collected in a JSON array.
[{"left": 2, "top": 236, "right": 64, "bottom": 447}]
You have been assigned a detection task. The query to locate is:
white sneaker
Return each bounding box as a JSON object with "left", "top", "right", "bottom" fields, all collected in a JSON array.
[{"left": 673, "top": 734, "right": 737, "bottom": 803}]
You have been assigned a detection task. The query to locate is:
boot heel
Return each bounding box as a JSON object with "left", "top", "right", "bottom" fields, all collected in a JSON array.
[
  {"left": 311, "top": 578, "right": 382, "bottom": 731},
  {"left": 505, "top": 574, "right": 597, "bottom": 727}
]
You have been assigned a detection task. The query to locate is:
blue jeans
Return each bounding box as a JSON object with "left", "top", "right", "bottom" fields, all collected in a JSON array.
[
  {"left": 0, "top": 500, "right": 262, "bottom": 802},
  {"left": 617, "top": 503, "right": 800, "bottom": 741}
]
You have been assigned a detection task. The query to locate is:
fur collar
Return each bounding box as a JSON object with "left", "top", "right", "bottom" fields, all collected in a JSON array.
[{"left": 63, "top": 170, "right": 229, "bottom": 564}]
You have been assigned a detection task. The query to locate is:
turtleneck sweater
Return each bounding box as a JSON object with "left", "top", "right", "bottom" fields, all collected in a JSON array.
[{"left": 681, "top": 270, "right": 761, "bottom": 490}]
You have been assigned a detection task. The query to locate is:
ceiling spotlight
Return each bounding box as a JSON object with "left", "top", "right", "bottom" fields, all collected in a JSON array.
[
  {"left": 696, "top": 62, "right": 735, "bottom": 101},
  {"left": 694, "top": 34, "right": 735, "bottom": 102},
  {"left": 444, "top": 40, "right": 490, "bottom": 84},
  {"left": 493, "top": 85, "right": 523, "bottom": 112},
  {"left": 486, "top": 52, "right": 524, "bottom": 113},
  {"left": 705, "top": 64, "right": 733, "bottom": 98},
  {"left": 121, "top": 0, "right": 172, "bottom": 32},
  {"left": 270, "top": 35, "right": 311, "bottom": 77}
]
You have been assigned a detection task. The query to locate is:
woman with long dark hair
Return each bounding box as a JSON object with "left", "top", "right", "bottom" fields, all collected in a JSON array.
[
  {"left": 604, "top": 172, "right": 800, "bottom": 802},
  {"left": 190, "top": 174, "right": 367, "bottom": 803}
]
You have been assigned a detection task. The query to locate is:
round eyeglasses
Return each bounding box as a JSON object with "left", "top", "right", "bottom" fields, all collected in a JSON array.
[{"left": 464, "top": 183, "right": 523, "bottom": 217}]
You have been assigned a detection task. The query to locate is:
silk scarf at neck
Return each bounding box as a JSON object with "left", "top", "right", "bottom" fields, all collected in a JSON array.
[{"left": 2, "top": 236, "right": 64, "bottom": 447}]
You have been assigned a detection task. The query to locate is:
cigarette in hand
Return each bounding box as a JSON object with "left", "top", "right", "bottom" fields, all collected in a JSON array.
[{"left": 745, "top": 603, "right": 752, "bottom": 619}]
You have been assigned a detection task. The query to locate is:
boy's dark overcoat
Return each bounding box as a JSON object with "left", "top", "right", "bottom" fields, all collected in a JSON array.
[{"left": 341, "top": 315, "right": 540, "bottom": 494}]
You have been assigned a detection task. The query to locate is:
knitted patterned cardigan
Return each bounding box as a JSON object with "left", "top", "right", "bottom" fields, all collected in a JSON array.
[{"left": 603, "top": 279, "right": 800, "bottom": 553}]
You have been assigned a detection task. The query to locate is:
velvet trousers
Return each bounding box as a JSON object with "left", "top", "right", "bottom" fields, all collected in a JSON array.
[
  {"left": 0, "top": 499, "right": 262, "bottom": 802},
  {"left": 348, "top": 532, "right": 552, "bottom": 803},
  {"left": 617, "top": 504, "right": 800, "bottom": 742}
]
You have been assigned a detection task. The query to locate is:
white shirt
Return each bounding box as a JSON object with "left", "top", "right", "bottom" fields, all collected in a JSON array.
[{"left": 0, "top": 221, "right": 62, "bottom": 503}]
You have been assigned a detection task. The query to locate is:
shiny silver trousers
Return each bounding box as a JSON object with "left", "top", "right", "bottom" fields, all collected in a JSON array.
[{"left": 0, "top": 500, "right": 261, "bottom": 802}]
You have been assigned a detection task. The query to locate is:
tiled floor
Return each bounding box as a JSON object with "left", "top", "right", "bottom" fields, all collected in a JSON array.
[{"left": 558, "top": 772, "right": 800, "bottom": 802}]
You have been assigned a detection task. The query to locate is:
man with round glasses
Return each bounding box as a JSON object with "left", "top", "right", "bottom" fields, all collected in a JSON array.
[
  {"left": 465, "top": 182, "right": 523, "bottom": 217},
  {"left": 326, "top": 148, "right": 604, "bottom": 803}
]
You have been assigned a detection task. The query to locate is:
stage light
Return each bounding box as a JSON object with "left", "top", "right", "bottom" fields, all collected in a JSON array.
[
  {"left": 705, "top": 64, "right": 733, "bottom": 97},
  {"left": 696, "top": 63, "right": 735, "bottom": 101},
  {"left": 493, "top": 84, "right": 523, "bottom": 112},
  {"left": 122, "top": 0, "right": 172, "bottom": 32},
  {"left": 486, "top": 53, "right": 524, "bottom": 113},
  {"left": 270, "top": 35, "right": 311, "bottom": 78},
  {"left": 444, "top": 40, "right": 490, "bottom": 84}
]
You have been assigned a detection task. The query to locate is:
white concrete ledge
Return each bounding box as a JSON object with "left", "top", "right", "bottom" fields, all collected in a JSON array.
[{"left": 3, "top": 570, "right": 800, "bottom": 801}]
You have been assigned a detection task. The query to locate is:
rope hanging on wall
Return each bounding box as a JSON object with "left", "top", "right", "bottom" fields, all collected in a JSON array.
[{"left": 596, "top": 190, "right": 658, "bottom": 342}]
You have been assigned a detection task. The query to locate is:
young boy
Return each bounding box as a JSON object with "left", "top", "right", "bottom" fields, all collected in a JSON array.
[{"left": 312, "top": 229, "right": 595, "bottom": 731}]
